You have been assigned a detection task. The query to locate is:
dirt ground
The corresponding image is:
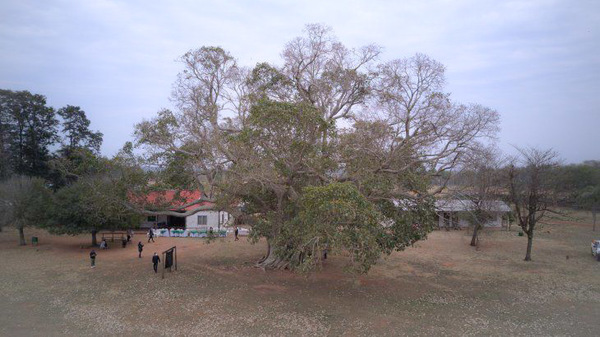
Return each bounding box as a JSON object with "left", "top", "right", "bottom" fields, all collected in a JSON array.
[{"left": 1, "top": 212, "right": 599, "bottom": 337}]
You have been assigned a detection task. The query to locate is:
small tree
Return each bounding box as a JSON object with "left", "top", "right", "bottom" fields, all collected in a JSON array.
[
  {"left": 577, "top": 186, "right": 600, "bottom": 231},
  {"left": 48, "top": 153, "right": 145, "bottom": 246},
  {"left": 0, "top": 175, "right": 51, "bottom": 245},
  {"left": 50, "top": 178, "right": 139, "bottom": 246},
  {"left": 452, "top": 146, "right": 504, "bottom": 246},
  {"left": 507, "top": 147, "right": 560, "bottom": 261}
]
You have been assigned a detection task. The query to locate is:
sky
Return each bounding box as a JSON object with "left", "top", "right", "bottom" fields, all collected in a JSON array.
[{"left": 0, "top": 0, "right": 598, "bottom": 163}]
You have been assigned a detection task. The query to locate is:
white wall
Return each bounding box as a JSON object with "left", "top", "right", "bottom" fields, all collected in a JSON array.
[
  {"left": 483, "top": 214, "right": 503, "bottom": 227},
  {"left": 438, "top": 212, "right": 505, "bottom": 228},
  {"left": 185, "top": 211, "right": 232, "bottom": 230}
]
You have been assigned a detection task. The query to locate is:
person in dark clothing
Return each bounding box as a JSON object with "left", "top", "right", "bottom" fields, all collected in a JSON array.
[
  {"left": 138, "top": 241, "right": 144, "bottom": 258},
  {"left": 234, "top": 226, "right": 239, "bottom": 241},
  {"left": 90, "top": 250, "right": 97, "bottom": 268},
  {"left": 152, "top": 252, "right": 161, "bottom": 273},
  {"left": 148, "top": 229, "right": 155, "bottom": 243},
  {"left": 126, "top": 233, "right": 131, "bottom": 243}
]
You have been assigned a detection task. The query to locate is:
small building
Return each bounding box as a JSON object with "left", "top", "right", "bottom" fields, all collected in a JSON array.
[
  {"left": 137, "top": 190, "right": 233, "bottom": 231},
  {"left": 436, "top": 199, "right": 511, "bottom": 229}
]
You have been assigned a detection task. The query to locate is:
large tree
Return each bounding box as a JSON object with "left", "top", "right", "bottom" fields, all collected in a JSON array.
[
  {"left": 0, "top": 175, "right": 51, "bottom": 245},
  {"left": 0, "top": 90, "right": 59, "bottom": 178},
  {"left": 507, "top": 147, "right": 560, "bottom": 261},
  {"left": 135, "top": 25, "right": 499, "bottom": 272}
]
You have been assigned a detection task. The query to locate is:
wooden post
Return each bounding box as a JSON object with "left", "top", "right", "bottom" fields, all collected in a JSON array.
[{"left": 162, "top": 251, "right": 165, "bottom": 279}]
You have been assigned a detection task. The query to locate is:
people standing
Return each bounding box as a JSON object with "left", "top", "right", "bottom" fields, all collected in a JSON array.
[
  {"left": 90, "top": 249, "right": 97, "bottom": 268},
  {"left": 234, "top": 226, "right": 239, "bottom": 241},
  {"left": 148, "top": 229, "right": 155, "bottom": 243},
  {"left": 152, "top": 252, "right": 161, "bottom": 273},
  {"left": 138, "top": 241, "right": 144, "bottom": 258}
]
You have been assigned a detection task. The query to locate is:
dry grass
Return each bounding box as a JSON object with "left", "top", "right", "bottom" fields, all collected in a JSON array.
[{"left": 0, "top": 211, "right": 599, "bottom": 336}]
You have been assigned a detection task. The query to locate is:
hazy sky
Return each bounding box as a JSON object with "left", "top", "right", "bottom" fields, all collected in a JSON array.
[{"left": 1, "top": 0, "right": 598, "bottom": 163}]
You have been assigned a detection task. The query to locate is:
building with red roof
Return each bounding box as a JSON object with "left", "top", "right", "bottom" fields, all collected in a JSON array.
[{"left": 136, "top": 190, "right": 232, "bottom": 230}]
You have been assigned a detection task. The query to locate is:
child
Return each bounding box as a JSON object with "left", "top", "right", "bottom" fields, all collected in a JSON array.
[
  {"left": 138, "top": 241, "right": 144, "bottom": 258},
  {"left": 90, "top": 250, "right": 97, "bottom": 268}
]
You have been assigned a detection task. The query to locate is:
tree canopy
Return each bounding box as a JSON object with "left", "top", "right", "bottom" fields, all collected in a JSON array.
[
  {"left": 0, "top": 175, "right": 51, "bottom": 245},
  {"left": 508, "top": 147, "right": 561, "bottom": 261},
  {"left": 0, "top": 89, "right": 58, "bottom": 178},
  {"left": 134, "top": 24, "right": 500, "bottom": 273}
]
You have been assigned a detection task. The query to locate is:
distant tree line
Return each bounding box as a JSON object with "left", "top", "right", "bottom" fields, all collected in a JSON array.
[
  {"left": 0, "top": 89, "right": 144, "bottom": 246},
  {"left": 0, "top": 90, "right": 101, "bottom": 180}
]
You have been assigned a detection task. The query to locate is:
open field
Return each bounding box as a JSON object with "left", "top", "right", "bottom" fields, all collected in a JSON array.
[{"left": 1, "top": 213, "right": 599, "bottom": 336}]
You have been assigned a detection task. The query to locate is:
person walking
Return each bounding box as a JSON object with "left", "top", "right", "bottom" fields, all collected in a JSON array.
[
  {"left": 90, "top": 249, "right": 97, "bottom": 268},
  {"left": 138, "top": 241, "right": 144, "bottom": 258},
  {"left": 148, "top": 229, "right": 155, "bottom": 243},
  {"left": 152, "top": 252, "right": 161, "bottom": 273},
  {"left": 234, "top": 226, "right": 239, "bottom": 241}
]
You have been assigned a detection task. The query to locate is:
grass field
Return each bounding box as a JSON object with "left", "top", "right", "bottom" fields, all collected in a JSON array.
[{"left": 1, "top": 212, "right": 599, "bottom": 336}]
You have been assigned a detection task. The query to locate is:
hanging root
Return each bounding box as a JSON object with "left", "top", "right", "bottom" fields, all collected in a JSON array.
[{"left": 255, "top": 253, "right": 292, "bottom": 270}]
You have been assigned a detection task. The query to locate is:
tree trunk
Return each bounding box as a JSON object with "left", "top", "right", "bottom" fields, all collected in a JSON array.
[
  {"left": 91, "top": 229, "right": 98, "bottom": 247},
  {"left": 18, "top": 226, "right": 26, "bottom": 246},
  {"left": 524, "top": 231, "right": 533, "bottom": 261},
  {"left": 256, "top": 240, "right": 293, "bottom": 270},
  {"left": 470, "top": 224, "right": 480, "bottom": 247}
]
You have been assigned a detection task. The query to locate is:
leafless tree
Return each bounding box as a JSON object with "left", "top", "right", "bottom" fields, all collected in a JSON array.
[
  {"left": 507, "top": 147, "right": 560, "bottom": 261},
  {"left": 449, "top": 145, "right": 505, "bottom": 246},
  {"left": 282, "top": 24, "right": 381, "bottom": 122},
  {"left": 375, "top": 55, "right": 498, "bottom": 176},
  {"left": 349, "top": 53, "right": 501, "bottom": 197}
]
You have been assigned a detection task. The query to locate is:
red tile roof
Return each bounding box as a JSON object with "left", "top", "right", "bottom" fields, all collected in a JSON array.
[{"left": 137, "top": 190, "right": 213, "bottom": 211}]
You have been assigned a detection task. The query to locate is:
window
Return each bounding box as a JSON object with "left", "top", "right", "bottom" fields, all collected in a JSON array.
[
  {"left": 197, "top": 215, "right": 207, "bottom": 226},
  {"left": 147, "top": 216, "right": 157, "bottom": 222}
]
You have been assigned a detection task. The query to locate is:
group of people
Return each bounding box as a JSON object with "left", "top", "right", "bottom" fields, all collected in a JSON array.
[
  {"left": 90, "top": 228, "right": 161, "bottom": 273},
  {"left": 90, "top": 227, "right": 243, "bottom": 272}
]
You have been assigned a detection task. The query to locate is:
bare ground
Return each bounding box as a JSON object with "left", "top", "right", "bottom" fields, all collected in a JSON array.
[{"left": 0, "top": 213, "right": 599, "bottom": 337}]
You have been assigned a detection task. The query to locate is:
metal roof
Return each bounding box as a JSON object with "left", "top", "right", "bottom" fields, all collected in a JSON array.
[{"left": 435, "top": 199, "right": 511, "bottom": 213}]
